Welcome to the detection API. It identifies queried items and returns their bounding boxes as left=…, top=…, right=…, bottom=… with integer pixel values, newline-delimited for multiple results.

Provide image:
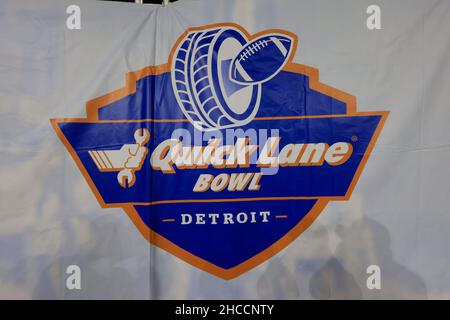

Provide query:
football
left=229, top=34, right=293, bottom=85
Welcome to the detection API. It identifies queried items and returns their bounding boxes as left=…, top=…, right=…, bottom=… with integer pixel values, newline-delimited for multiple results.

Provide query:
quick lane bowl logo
left=51, top=23, right=388, bottom=280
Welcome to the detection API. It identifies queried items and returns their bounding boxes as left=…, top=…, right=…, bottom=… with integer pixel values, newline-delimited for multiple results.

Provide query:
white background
left=0, top=0, right=449, bottom=299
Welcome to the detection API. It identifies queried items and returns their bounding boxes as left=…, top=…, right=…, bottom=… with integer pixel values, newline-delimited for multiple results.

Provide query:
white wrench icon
left=116, top=128, right=150, bottom=188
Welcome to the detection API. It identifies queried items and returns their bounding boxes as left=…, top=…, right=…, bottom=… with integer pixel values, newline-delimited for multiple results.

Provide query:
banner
left=1, top=0, right=449, bottom=299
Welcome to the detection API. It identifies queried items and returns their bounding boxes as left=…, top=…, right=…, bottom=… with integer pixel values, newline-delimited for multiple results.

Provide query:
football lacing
left=239, top=39, right=269, bottom=61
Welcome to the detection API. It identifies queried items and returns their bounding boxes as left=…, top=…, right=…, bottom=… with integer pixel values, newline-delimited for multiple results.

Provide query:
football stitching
left=238, top=39, right=270, bottom=62
left=231, top=36, right=292, bottom=84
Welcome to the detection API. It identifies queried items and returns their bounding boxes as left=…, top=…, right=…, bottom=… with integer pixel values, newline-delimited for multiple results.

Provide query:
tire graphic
left=171, top=27, right=261, bottom=131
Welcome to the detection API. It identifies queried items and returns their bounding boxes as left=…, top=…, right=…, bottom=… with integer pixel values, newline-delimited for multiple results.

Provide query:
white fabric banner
left=0, top=0, right=449, bottom=299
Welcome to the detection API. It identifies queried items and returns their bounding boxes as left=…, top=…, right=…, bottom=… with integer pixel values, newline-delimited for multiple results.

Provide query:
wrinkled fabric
left=0, top=0, right=449, bottom=299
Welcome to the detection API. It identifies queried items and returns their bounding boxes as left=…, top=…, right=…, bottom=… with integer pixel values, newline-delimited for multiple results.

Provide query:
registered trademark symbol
left=351, top=135, right=358, bottom=142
